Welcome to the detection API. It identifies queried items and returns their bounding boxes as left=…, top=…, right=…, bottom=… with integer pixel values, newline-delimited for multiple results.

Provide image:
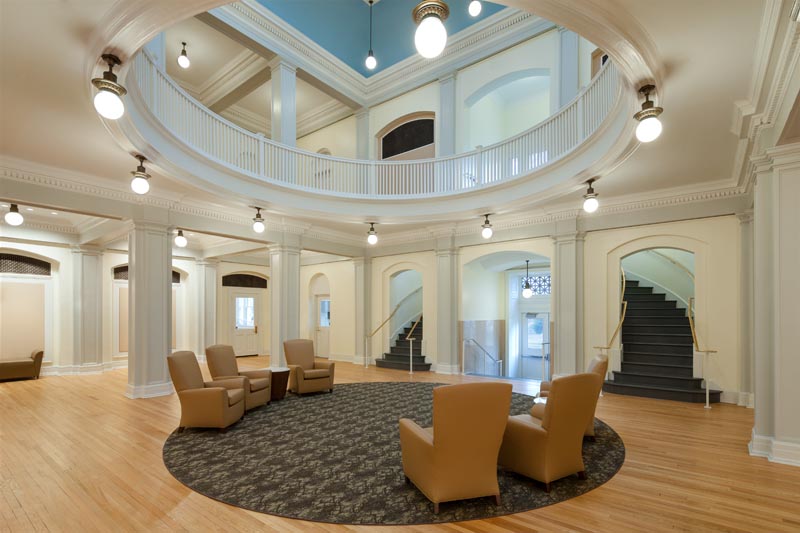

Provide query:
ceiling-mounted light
left=583, top=178, right=599, bottom=213
left=252, top=207, right=265, bottom=233
left=481, top=214, right=493, bottom=239
left=4, top=204, right=24, bottom=226
left=130, top=155, right=151, bottom=195
left=468, top=0, right=482, bottom=16
left=177, top=42, right=190, bottom=69
left=174, top=230, right=188, bottom=248
left=634, top=84, right=663, bottom=143
left=367, top=222, right=378, bottom=245
left=413, top=0, right=449, bottom=59
left=91, top=54, right=127, bottom=120
left=365, top=1, right=377, bottom=70
left=521, top=259, right=533, bottom=299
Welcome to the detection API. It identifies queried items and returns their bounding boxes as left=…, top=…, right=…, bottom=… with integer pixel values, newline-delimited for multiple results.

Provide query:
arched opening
left=376, top=111, right=435, bottom=160
left=461, top=250, right=552, bottom=380
left=621, top=248, right=695, bottom=310
left=308, top=273, right=331, bottom=358
left=220, top=272, right=269, bottom=357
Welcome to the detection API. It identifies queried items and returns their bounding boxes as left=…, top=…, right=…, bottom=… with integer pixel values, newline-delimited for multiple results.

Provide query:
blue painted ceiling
left=254, top=0, right=506, bottom=77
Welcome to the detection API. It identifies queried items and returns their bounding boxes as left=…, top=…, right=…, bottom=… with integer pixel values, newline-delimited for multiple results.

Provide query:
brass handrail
left=688, top=297, right=717, bottom=354
left=648, top=250, right=695, bottom=281
left=620, top=267, right=626, bottom=309
left=405, top=315, right=422, bottom=340
left=595, top=301, right=628, bottom=351
left=367, top=304, right=401, bottom=338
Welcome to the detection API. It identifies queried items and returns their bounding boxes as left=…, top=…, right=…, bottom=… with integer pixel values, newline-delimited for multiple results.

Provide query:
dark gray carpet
left=163, top=381, right=625, bottom=525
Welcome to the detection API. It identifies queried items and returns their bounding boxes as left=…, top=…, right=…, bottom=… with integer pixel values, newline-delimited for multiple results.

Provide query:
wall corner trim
left=125, top=381, right=174, bottom=399
left=749, top=429, right=800, bottom=467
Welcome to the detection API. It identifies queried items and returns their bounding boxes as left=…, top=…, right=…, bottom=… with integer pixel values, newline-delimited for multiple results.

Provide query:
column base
left=125, top=381, right=174, bottom=399
left=750, top=429, right=800, bottom=466
left=434, top=363, right=460, bottom=375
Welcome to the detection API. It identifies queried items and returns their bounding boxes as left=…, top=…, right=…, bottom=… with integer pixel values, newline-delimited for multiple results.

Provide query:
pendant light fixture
left=130, top=155, right=151, bottom=195
left=4, top=204, right=24, bottom=226
left=91, top=54, right=127, bottom=120
left=468, top=0, right=482, bottom=16
left=583, top=178, right=599, bottom=213
left=365, top=1, right=377, bottom=70
left=174, top=230, right=188, bottom=248
left=367, top=222, right=378, bottom=245
left=177, top=42, right=190, bottom=69
left=634, top=85, right=663, bottom=143
left=481, top=214, right=493, bottom=239
left=412, top=0, right=449, bottom=59
left=521, top=260, right=533, bottom=299
left=252, top=207, right=265, bottom=233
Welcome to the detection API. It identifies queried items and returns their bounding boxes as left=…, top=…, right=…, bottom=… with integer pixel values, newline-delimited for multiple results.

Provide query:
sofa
left=0, top=350, right=44, bottom=380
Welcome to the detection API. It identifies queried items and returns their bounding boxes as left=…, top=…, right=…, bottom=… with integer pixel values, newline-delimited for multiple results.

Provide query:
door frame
left=314, top=293, right=331, bottom=358
left=229, top=288, right=266, bottom=357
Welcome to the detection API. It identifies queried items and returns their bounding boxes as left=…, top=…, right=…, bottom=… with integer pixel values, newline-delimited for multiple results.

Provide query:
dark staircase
left=603, top=280, right=721, bottom=403
left=375, top=316, right=431, bottom=371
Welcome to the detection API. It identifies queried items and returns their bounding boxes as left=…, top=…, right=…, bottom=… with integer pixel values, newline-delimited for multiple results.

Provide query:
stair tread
left=622, top=361, right=693, bottom=369
left=613, top=371, right=701, bottom=381
left=623, top=332, right=693, bottom=336
left=624, top=350, right=692, bottom=356
left=604, top=381, right=720, bottom=394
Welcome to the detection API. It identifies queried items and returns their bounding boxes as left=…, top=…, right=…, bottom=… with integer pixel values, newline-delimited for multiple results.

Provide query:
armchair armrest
left=399, top=418, right=435, bottom=485
left=178, top=387, right=227, bottom=425
left=205, top=376, right=247, bottom=390
left=239, top=369, right=272, bottom=380
left=314, top=360, right=335, bottom=370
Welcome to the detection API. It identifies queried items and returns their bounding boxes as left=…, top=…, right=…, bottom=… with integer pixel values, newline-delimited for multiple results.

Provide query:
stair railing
left=595, top=268, right=628, bottom=355
left=405, top=315, right=423, bottom=375
left=688, top=297, right=718, bottom=409
left=365, top=303, right=402, bottom=368
left=462, top=338, right=502, bottom=376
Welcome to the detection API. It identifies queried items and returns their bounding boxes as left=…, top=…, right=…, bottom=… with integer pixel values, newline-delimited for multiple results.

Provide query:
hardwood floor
left=1, top=357, right=798, bottom=532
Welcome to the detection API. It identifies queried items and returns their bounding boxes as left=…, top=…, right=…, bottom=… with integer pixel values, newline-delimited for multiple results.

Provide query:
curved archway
left=0, top=247, right=60, bottom=271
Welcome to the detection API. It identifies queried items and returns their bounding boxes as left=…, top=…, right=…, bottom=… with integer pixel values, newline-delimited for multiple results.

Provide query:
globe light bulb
left=252, top=220, right=265, bottom=233
left=415, top=15, right=447, bottom=59
left=367, top=233, right=378, bottom=245
left=94, top=90, right=125, bottom=120
left=4, top=205, right=23, bottom=226
left=522, top=287, right=533, bottom=299
left=177, top=53, right=190, bottom=69
left=130, top=175, right=150, bottom=195
left=365, top=52, right=377, bottom=70
left=481, top=226, right=493, bottom=239
left=583, top=196, right=599, bottom=213
left=174, top=231, right=187, bottom=248
left=635, top=116, right=662, bottom=143
left=468, top=0, right=482, bottom=16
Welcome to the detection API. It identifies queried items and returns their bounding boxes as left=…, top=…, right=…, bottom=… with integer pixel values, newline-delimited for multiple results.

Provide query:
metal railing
left=405, top=315, right=423, bottom=375
left=463, top=338, right=503, bottom=377
left=364, top=304, right=401, bottom=368
left=131, top=51, right=620, bottom=199
left=688, top=297, right=717, bottom=409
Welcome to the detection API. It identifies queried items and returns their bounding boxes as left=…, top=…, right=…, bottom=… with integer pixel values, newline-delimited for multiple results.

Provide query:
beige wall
left=0, top=282, right=45, bottom=360
left=300, top=260, right=356, bottom=361
left=296, top=115, right=357, bottom=159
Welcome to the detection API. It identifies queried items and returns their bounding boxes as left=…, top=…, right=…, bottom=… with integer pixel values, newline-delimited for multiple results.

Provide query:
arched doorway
left=308, top=273, right=331, bottom=358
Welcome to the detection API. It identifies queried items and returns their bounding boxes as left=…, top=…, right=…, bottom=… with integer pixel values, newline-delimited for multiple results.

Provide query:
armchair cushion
left=302, top=368, right=330, bottom=380
left=249, top=377, right=270, bottom=392
left=226, top=388, right=245, bottom=406
left=205, top=345, right=271, bottom=410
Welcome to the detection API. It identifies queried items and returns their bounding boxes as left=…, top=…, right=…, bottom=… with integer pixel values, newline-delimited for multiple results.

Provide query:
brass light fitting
left=412, top=0, right=450, bottom=24
left=633, top=84, right=663, bottom=122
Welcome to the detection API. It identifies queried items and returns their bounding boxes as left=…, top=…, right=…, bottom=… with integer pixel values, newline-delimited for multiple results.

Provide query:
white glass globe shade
left=365, top=54, right=377, bottom=70
left=4, top=210, right=23, bottom=226
left=481, top=226, right=493, bottom=239
left=415, top=16, right=447, bottom=59
left=130, top=176, right=150, bottom=195
left=583, top=196, right=599, bottom=213
left=94, top=89, right=125, bottom=120
left=367, top=233, right=378, bottom=245
left=177, top=54, right=191, bottom=69
left=635, top=116, right=662, bottom=143
left=468, top=0, right=482, bottom=16
left=252, top=220, right=265, bottom=233
left=522, top=287, right=533, bottom=299
left=174, top=234, right=188, bottom=248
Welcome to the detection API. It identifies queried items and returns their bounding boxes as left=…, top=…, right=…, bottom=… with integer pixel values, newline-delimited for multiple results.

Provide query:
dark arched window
left=222, top=274, right=267, bottom=289
left=0, top=253, right=51, bottom=276
left=113, top=265, right=181, bottom=283
left=381, top=118, right=434, bottom=159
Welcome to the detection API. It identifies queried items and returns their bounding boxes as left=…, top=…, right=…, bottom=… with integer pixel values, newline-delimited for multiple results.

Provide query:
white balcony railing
left=132, top=51, right=619, bottom=199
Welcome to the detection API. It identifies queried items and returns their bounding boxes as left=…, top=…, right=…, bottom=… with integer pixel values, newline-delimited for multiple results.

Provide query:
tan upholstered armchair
left=206, top=344, right=271, bottom=410
left=535, top=354, right=608, bottom=438
left=283, top=339, right=334, bottom=395
left=499, top=373, right=603, bottom=492
left=0, top=350, right=44, bottom=380
left=399, top=382, right=512, bottom=513
left=167, top=351, right=246, bottom=431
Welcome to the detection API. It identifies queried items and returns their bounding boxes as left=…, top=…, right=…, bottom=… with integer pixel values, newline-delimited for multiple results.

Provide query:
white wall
left=296, top=115, right=357, bottom=159
left=461, top=262, right=504, bottom=321
left=578, top=36, right=597, bottom=88
left=300, top=260, right=356, bottom=361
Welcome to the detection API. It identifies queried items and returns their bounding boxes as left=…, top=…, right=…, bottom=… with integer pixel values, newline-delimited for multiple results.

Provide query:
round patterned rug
left=162, top=381, right=625, bottom=525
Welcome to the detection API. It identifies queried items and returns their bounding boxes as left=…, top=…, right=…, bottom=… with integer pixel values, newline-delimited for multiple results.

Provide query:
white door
left=315, top=295, right=330, bottom=358
left=232, top=292, right=260, bottom=356
left=520, top=312, right=550, bottom=380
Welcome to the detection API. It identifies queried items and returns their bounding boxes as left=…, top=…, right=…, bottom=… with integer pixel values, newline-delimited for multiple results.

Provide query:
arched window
left=0, top=253, right=51, bottom=276
left=376, top=112, right=435, bottom=160
left=113, top=265, right=181, bottom=283
left=222, top=274, right=267, bottom=289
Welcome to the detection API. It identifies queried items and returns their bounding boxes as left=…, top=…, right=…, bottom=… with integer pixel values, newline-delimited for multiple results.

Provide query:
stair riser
left=625, top=308, right=686, bottom=317
left=627, top=300, right=677, bottom=309
left=623, top=325, right=692, bottom=335
left=613, top=372, right=703, bottom=389
left=385, top=351, right=423, bottom=358
left=624, top=353, right=693, bottom=366
left=625, top=281, right=640, bottom=287
left=625, top=342, right=692, bottom=355
left=623, top=287, right=654, bottom=295
left=603, top=382, right=720, bottom=403
left=382, top=354, right=427, bottom=363
left=622, top=363, right=693, bottom=377
left=375, top=360, right=431, bottom=371
left=624, top=293, right=667, bottom=302
left=624, top=316, right=689, bottom=325
left=622, top=334, right=694, bottom=345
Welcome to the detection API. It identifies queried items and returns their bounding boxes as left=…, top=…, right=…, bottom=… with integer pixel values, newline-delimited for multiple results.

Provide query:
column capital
left=552, top=231, right=586, bottom=243
left=268, top=56, right=297, bottom=72
left=70, top=244, right=103, bottom=256
left=438, top=72, right=456, bottom=84
left=268, top=243, right=301, bottom=255
left=352, top=256, right=372, bottom=267
left=736, top=210, right=754, bottom=224
left=355, top=107, right=370, bottom=119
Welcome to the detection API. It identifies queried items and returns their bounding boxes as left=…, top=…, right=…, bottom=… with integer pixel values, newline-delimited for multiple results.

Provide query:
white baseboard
left=737, top=392, right=754, bottom=408
left=750, top=429, right=800, bottom=467
left=42, top=360, right=125, bottom=376
left=718, top=390, right=753, bottom=407
left=434, top=363, right=460, bottom=375
left=125, top=381, right=174, bottom=399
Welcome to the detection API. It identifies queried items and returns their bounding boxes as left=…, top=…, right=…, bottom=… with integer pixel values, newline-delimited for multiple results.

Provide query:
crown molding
left=220, top=104, right=269, bottom=135
left=297, top=100, right=353, bottom=138
left=0, top=219, right=79, bottom=235
left=198, top=50, right=269, bottom=107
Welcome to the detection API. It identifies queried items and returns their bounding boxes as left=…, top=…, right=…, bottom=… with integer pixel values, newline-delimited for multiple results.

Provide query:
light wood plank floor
left=1, top=357, right=798, bottom=532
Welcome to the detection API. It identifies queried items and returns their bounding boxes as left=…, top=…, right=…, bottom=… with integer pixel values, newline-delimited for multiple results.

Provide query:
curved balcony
left=129, top=50, right=622, bottom=204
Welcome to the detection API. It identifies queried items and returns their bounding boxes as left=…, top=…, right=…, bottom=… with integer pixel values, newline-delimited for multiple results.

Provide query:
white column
left=435, top=236, right=460, bottom=374
left=354, top=256, right=372, bottom=365
left=438, top=73, right=457, bottom=157
left=270, top=58, right=297, bottom=146
left=558, top=27, right=580, bottom=108
left=269, top=243, right=301, bottom=367
left=355, top=108, right=370, bottom=160
left=750, top=155, right=800, bottom=466
left=126, top=222, right=173, bottom=399
left=737, top=211, right=754, bottom=407
left=552, top=231, right=585, bottom=375
left=72, top=246, right=103, bottom=369
left=144, top=32, right=166, bottom=70
left=195, top=259, right=218, bottom=359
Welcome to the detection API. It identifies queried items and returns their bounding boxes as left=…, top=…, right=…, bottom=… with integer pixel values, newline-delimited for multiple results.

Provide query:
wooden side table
left=269, top=367, right=290, bottom=401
